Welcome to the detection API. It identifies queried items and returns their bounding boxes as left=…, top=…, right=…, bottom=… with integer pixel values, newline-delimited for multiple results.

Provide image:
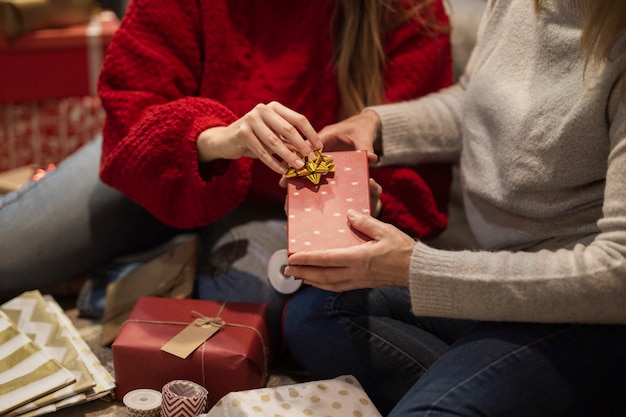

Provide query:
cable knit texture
left=372, top=0, right=626, bottom=323
left=97, top=0, right=453, bottom=235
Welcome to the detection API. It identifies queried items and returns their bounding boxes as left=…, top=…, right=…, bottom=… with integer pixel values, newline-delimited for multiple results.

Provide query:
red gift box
left=112, top=296, right=269, bottom=407
left=0, top=11, right=119, bottom=102
left=287, top=150, right=372, bottom=254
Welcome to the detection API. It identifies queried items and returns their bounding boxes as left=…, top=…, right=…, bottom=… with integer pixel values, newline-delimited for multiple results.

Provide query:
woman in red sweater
left=0, top=0, right=452, bottom=348
left=96, top=0, right=453, bottom=349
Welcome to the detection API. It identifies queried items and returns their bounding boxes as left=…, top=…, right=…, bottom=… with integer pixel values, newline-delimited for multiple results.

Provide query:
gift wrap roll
left=161, top=380, right=208, bottom=417
left=123, top=389, right=162, bottom=417
left=268, top=249, right=302, bottom=294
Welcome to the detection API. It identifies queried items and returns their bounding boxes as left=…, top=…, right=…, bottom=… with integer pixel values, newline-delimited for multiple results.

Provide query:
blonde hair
left=333, top=0, right=448, bottom=119
left=535, top=0, right=626, bottom=101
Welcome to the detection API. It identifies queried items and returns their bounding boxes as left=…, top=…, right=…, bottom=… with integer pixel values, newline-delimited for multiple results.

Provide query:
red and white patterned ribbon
left=161, top=380, right=208, bottom=417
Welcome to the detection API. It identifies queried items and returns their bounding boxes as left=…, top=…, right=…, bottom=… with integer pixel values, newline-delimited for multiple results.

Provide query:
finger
left=238, top=119, right=290, bottom=174
left=278, top=174, right=290, bottom=188
left=267, top=101, right=322, bottom=153
left=368, top=178, right=383, bottom=217
left=248, top=113, right=311, bottom=170
left=302, top=280, right=356, bottom=293
left=369, top=178, right=382, bottom=200
left=287, top=247, right=359, bottom=268
left=345, top=209, right=385, bottom=240
left=286, top=265, right=353, bottom=285
left=318, top=129, right=356, bottom=152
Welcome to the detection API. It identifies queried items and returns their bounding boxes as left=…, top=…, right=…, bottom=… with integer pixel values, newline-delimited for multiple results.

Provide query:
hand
left=284, top=209, right=415, bottom=292
left=197, top=101, right=323, bottom=174
left=278, top=111, right=382, bottom=188
left=318, top=110, right=381, bottom=157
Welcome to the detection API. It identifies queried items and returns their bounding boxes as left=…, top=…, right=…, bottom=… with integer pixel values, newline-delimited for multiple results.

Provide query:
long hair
left=332, top=0, right=448, bottom=119
left=535, top=0, right=626, bottom=102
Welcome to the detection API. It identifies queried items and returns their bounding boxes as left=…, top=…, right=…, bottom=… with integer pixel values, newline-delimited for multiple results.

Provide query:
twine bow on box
left=124, top=302, right=269, bottom=387
left=285, top=149, right=335, bottom=185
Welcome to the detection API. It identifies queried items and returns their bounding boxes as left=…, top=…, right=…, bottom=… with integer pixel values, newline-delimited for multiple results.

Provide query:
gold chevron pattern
left=0, top=311, right=75, bottom=414
left=0, top=290, right=114, bottom=416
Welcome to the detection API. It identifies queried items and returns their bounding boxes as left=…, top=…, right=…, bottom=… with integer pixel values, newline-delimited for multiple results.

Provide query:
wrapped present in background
left=0, top=96, right=103, bottom=172
left=287, top=150, right=371, bottom=254
left=112, top=297, right=269, bottom=408
left=0, top=0, right=95, bottom=38
left=0, top=11, right=119, bottom=102
left=0, top=11, right=119, bottom=172
left=205, top=375, right=382, bottom=417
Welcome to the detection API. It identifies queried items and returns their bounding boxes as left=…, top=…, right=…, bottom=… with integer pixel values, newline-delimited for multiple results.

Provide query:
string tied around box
left=123, top=301, right=268, bottom=387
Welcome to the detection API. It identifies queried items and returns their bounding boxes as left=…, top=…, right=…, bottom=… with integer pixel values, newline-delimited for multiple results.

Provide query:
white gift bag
left=205, top=375, right=382, bottom=417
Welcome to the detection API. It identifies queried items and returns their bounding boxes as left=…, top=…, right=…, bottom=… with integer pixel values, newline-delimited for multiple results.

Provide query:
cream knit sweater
left=372, top=0, right=626, bottom=323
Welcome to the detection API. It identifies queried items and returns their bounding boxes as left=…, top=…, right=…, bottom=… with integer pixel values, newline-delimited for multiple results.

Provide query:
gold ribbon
left=123, top=302, right=269, bottom=387
left=285, top=149, right=335, bottom=185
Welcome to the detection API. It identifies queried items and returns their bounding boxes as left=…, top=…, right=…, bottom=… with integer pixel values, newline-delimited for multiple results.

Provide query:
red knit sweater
left=98, top=0, right=453, bottom=239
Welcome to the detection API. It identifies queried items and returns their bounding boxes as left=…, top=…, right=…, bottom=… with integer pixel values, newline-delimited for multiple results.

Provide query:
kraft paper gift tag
left=0, top=310, right=75, bottom=415
left=1, top=290, right=96, bottom=416
left=100, top=234, right=198, bottom=346
left=205, top=375, right=382, bottom=417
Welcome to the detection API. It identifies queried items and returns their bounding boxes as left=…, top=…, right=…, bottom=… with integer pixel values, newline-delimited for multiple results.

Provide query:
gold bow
left=284, top=149, right=335, bottom=185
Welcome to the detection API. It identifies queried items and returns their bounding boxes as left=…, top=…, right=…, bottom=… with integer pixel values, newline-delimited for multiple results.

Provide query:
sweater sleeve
left=406, top=76, right=626, bottom=325
left=409, top=111, right=626, bottom=325
left=372, top=0, right=455, bottom=239
left=98, top=0, right=252, bottom=229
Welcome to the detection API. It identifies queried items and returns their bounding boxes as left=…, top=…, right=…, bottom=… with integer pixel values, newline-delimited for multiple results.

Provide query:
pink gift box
left=287, top=150, right=371, bottom=254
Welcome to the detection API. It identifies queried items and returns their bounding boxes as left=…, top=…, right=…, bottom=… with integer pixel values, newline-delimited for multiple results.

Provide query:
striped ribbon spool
left=123, top=389, right=162, bottom=417
left=161, top=380, right=208, bottom=417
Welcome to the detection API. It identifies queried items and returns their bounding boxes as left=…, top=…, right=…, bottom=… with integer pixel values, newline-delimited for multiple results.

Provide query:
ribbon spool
left=161, top=380, right=208, bottom=417
left=268, top=249, right=302, bottom=294
left=123, top=389, right=162, bottom=417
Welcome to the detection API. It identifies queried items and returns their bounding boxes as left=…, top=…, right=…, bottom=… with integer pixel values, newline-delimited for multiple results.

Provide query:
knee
left=284, top=286, right=333, bottom=343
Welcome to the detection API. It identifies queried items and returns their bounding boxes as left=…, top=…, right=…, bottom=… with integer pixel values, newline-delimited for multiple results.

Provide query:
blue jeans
left=0, top=136, right=178, bottom=294
left=0, top=136, right=290, bottom=349
left=284, top=286, right=626, bottom=417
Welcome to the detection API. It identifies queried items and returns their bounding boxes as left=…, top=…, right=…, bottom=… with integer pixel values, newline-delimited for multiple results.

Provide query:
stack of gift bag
left=0, top=290, right=115, bottom=416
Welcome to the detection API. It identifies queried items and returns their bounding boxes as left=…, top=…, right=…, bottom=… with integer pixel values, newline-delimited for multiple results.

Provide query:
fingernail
left=347, top=209, right=359, bottom=219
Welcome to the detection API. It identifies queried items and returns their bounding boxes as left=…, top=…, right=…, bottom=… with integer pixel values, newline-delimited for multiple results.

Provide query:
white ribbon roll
left=123, top=389, right=162, bottom=417
left=268, top=249, right=302, bottom=294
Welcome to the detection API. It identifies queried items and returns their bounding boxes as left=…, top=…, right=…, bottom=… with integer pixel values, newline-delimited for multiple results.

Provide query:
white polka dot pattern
left=287, top=151, right=371, bottom=253
left=204, top=375, right=382, bottom=417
